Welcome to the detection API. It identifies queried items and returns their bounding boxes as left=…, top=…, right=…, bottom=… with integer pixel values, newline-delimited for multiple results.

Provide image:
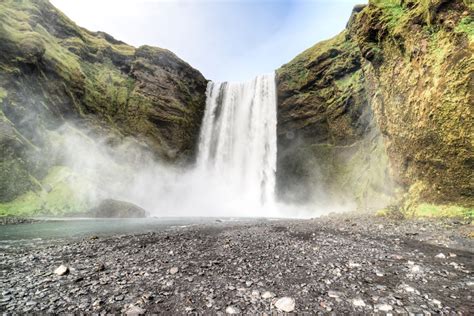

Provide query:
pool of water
left=0, top=217, right=257, bottom=248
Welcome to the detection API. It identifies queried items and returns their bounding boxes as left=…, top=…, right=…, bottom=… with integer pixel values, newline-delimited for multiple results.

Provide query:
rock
left=54, top=264, right=69, bottom=276
left=125, top=305, right=146, bottom=315
left=91, top=199, right=147, bottom=218
left=375, top=303, right=393, bottom=312
left=352, top=298, right=366, bottom=307
left=328, top=291, right=343, bottom=298
left=274, top=297, right=295, bottom=312
left=169, top=267, right=179, bottom=275
left=225, top=306, right=240, bottom=314
left=96, top=263, right=106, bottom=272
left=410, top=265, right=422, bottom=273
left=432, top=299, right=442, bottom=307
left=435, top=253, right=446, bottom=259
left=262, top=291, right=275, bottom=299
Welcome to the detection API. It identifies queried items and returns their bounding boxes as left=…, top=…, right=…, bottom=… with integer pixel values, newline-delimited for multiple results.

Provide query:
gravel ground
left=1, top=214, right=473, bottom=314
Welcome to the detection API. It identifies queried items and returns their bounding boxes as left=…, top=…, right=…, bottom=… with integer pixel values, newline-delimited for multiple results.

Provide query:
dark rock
left=90, top=199, right=147, bottom=218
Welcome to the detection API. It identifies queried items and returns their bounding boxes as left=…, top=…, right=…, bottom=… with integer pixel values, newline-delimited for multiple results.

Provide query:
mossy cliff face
left=277, top=0, right=473, bottom=214
left=276, top=30, right=394, bottom=211
left=0, top=0, right=207, bottom=212
left=351, top=0, right=473, bottom=209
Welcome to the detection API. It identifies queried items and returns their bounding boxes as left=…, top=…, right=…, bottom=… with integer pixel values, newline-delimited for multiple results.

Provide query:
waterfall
left=197, top=72, right=277, bottom=210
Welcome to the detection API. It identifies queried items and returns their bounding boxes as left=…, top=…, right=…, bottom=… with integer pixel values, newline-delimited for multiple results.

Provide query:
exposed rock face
left=91, top=199, right=147, bottom=218
left=0, top=0, right=207, bottom=211
left=276, top=32, right=393, bottom=210
left=277, top=0, right=473, bottom=211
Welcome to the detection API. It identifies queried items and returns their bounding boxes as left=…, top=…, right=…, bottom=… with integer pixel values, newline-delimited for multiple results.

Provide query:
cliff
left=277, top=0, right=473, bottom=217
left=0, top=0, right=207, bottom=214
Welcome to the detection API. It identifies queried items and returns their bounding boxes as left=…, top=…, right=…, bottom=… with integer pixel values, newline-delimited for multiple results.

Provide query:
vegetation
left=0, top=0, right=207, bottom=215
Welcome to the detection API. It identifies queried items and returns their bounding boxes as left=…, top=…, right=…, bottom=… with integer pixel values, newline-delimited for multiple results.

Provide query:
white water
left=196, top=73, right=278, bottom=212
left=55, top=72, right=322, bottom=218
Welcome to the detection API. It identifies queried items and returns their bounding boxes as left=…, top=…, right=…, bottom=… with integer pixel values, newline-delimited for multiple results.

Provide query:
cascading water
left=197, top=72, right=277, bottom=211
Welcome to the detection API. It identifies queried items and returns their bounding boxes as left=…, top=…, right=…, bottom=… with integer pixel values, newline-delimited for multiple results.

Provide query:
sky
left=50, top=0, right=366, bottom=82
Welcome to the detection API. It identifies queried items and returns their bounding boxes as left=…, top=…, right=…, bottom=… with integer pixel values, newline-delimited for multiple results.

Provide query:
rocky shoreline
left=0, top=216, right=39, bottom=226
left=1, top=214, right=473, bottom=314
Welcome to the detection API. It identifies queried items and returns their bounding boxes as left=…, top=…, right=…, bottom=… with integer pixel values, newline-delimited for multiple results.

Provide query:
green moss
left=0, top=157, right=32, bottom=202
left=0, top=166, right=93, bottom=216
left=455, top=16, right=474, bottom=40
left=0, top=87, right=7, bottom=101
left=412, top=204, right=474, bottom=220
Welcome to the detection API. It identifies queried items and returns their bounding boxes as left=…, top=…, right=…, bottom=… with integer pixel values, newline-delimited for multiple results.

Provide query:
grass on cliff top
left=0, top=0, right=136, bottom=79
left=277, top=31, right=357, bottom=91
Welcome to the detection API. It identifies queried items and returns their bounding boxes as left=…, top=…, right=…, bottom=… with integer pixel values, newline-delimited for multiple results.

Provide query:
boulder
left=91, top=199, right=147, bottom=218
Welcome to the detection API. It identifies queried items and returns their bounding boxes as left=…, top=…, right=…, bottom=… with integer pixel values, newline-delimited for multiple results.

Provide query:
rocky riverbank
left=1, top=214, right=473, bottom=314
left=0, top=216, right=39, bottom=225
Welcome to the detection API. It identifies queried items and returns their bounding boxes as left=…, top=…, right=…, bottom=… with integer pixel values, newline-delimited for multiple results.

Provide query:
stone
left=125, top=305, right=146, bottom=316
left=225, top=306, right=240, bottom=314
left=328, top=291, right=343, bottom=298
left=169, top=267, right=179, bottom=275
left=54, top=265, right=69, bottom=276
left=91, top=199, right=147, bottom=218
left=274, top=297, right=295, bottom=312
left=375, top=303, right=393, bottom=312
left=432, top=299, right=442, bottom=307
left=352, top=298, right=366, bottom=307
left=262, top=291, right=275, bottom=299
left=435, top=253, right=446, bottom=259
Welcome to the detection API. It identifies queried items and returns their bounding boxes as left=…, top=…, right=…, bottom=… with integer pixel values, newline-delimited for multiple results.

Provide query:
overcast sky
left=50, top=0, right=365, bottom=82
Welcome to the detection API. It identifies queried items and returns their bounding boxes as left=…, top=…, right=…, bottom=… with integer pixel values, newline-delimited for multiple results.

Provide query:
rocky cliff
left=277, top=0, right=473, bottom=217
left=0, top=0, right=207, bottom=214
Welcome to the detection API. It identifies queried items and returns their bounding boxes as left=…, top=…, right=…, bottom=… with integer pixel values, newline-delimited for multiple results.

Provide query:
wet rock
left=274, top=297, right=295, bottom=312
left=91, top=199, right=147, bottom=218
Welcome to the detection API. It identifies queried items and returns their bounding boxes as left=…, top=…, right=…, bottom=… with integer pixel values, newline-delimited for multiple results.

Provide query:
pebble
left=225, top=306, right=240, bottom=314
left=328, top=290, right=343, bottom=298
left=262, top=291, right=275, bottom=299
left=435, top=253, right=446, bottom=259
left=274, top=297, right=295, bottom=312
left=54, top=264, right=69, bottom=276
left=352, top=298, right=366, bottom=307
left=169, top=267, right=179, bottom=275
left=375, top=303, right=393, bottom=312
left=125, top=305, right=146, bottom=315
left=2, top=215, right=471, bottom=314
